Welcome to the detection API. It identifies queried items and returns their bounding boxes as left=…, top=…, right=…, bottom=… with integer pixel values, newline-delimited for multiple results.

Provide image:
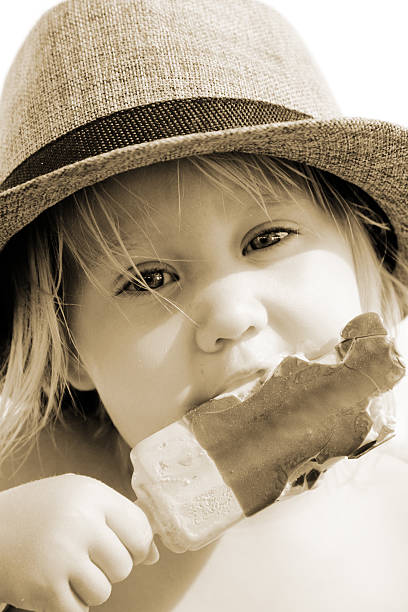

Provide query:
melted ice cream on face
left=186, top=313, right=405, bottom=516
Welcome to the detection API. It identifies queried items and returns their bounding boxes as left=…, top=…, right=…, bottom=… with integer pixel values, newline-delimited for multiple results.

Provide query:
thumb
left=143, top=540, right=160, bottom=565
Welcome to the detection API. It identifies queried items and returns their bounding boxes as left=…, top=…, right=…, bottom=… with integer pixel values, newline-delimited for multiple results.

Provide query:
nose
left=193, top=275, right=269, bottom=353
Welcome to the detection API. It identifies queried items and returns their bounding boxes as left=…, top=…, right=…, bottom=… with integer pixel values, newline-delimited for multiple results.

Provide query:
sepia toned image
left=0, top=2, right=407, bottom=611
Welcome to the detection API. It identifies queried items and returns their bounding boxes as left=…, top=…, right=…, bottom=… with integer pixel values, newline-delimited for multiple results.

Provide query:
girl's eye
left=115, top=264, right=179, bottom=296
left=243, top=226, right=297, bottom=255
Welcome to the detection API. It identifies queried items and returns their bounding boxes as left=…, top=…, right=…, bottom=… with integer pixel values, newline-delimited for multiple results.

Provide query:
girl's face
left=68, top=160, right=363, bottom=447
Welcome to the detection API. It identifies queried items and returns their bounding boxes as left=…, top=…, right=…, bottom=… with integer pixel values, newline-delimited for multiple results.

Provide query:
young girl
left=0, top=1, right=408, bottom=611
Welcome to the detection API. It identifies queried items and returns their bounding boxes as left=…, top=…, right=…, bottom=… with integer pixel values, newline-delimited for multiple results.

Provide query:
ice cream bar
left=131, top=312, right=405, bottom=552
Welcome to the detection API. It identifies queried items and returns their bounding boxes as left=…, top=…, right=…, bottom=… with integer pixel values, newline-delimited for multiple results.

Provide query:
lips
left=211, top=343, right=343, bottom=402
left=211, top=368, right=269, bottom=401
left=195, top=351, right=295, bottom=409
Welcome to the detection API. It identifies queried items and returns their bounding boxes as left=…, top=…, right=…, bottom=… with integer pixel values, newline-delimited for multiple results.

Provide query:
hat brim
left=1, top=115, right=407, bottom=284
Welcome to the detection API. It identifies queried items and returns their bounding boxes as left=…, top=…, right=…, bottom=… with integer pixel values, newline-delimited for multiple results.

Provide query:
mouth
left=211, top=368, right=270, bottom=402
left=195, top=341, right=341, bottom=409
left=207, top=343, right=342, bottom=404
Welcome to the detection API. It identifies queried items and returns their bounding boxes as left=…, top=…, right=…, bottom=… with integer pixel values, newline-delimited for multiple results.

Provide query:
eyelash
left=115, top=264, right=178, bottom=296
left=241, top=226, right=297, bottom=255
left=115, top=226, right=297, bottom=296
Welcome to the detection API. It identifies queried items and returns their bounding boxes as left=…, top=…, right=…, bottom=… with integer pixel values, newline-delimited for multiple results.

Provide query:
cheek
left=269, top=249, right=362, bottom=352
left=301, top=250, right=361, bottom=312
left=79, top=313, right=195, bottom=446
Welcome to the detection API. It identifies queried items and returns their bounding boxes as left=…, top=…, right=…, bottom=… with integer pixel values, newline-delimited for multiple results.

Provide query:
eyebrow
left=90, top=190, right=302, bottom=270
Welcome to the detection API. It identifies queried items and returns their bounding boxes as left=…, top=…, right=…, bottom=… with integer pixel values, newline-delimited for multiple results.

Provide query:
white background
left=0, top=0, right=407, bottom=126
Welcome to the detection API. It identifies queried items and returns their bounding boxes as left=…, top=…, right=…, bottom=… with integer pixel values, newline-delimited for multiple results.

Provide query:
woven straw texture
left=0, top=0, right=339, bottom=179
left=0, top=0, right=407, bottom=287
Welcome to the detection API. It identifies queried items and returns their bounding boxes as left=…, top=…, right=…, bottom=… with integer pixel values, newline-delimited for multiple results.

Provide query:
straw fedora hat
left=0, top=0, right=407, bottom=285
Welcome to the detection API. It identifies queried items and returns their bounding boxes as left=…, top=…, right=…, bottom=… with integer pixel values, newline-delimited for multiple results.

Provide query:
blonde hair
left=0, top=153, right=406, bottom=469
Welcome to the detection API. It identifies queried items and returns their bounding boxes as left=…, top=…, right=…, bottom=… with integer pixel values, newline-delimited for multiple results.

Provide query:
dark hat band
left=0, top=97, right=310, bottom=191
left=0, top=95, right=396, bottom=273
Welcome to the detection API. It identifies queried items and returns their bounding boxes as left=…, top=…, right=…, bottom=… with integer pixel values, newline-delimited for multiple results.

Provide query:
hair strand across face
left=0, top=153, right=406, bottom=468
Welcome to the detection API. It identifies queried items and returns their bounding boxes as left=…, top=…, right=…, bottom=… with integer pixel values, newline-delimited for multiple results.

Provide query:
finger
left=89, top=525, right=133, bottom=583
left=143, top=541, right=160, bottom=565
left=69, top=561, right=112, bottom=608
left=105, top=500, right=154, bottom=564
left=42, top=581, right=90, bottom=612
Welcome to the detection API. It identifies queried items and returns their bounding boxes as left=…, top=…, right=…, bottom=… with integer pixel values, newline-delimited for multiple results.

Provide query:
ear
left=66, top=355, right=96, bottom=391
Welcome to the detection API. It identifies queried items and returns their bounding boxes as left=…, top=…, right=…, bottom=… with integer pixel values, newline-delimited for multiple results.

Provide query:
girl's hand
left=0, top=474, right=158, bottom=611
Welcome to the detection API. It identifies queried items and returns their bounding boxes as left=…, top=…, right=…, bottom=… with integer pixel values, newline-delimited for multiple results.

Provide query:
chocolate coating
left=187, top=313, right=405, bottom=516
